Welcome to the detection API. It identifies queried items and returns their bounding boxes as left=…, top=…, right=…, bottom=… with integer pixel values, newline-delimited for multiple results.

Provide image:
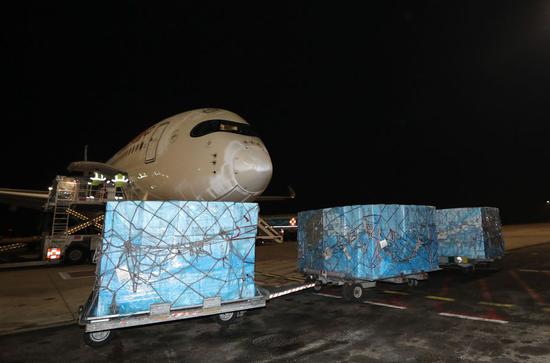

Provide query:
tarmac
left=1, top=222, right=547, bottom=336
left=0, top=223, right=549, bottom=362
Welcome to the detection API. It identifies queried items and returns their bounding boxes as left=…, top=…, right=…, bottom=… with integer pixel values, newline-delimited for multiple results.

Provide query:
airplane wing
left=67, top=161, right=126, bottom=176
left=0, top=188, right=49, bottom=210
left=255, top=186, right=296, bottom=202
left=0, top=161, right=126, bottom=211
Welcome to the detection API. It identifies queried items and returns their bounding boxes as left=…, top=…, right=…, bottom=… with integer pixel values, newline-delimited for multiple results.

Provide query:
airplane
left=0, top=108, right=295, bottom=207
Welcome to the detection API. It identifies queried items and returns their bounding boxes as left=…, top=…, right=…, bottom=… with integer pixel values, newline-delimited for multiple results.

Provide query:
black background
left=2, top=1, right=550, bottom=235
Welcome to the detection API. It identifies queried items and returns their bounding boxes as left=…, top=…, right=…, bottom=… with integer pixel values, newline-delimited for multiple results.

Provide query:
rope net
left=298, top=205, right=439, bottom=281
left=92, top=201, right=259, bottom=317
left=436, top=207, right=504, bottom=259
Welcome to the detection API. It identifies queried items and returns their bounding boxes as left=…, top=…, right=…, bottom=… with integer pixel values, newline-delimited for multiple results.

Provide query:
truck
left=40, top=174, right=119, bottom=264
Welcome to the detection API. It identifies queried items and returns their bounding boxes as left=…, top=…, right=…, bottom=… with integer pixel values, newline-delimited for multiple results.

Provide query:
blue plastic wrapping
left=436, top=207, right=504, bottom=260
left=92, top=201, right=259, bottom=317
left=298, top=205, right=439, bottom=281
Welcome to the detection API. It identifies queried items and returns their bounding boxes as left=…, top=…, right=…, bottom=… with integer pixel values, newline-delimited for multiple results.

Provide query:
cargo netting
left=91, top=201, right=259, bottom=317
left=436, top=207, right=504, bottom=259
left=298, top=205, right=439, bottom=281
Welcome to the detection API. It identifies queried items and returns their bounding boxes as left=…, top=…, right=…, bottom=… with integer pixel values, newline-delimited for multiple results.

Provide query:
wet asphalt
left=1, top=243, right=550, bottom=363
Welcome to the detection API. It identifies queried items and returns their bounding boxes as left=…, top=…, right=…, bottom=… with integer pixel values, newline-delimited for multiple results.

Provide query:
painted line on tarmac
left=510, top=270, right=546, bottom=305
left=58, top=272, right=71, bottom=280
left=518, top=269, right=550, bottom=273
left=58, top=271, right=95, bottom=280
left=364, top=300, right=407, bottom=310
left=478, top=278, right=509, bottom=322
left=439, top=312, right=508, bottom=324
left=313, top=293, right=342, bottom=299
left=425, top=295, right=455, bottom=302
left=478, top=301, right=515, bottom=308
left=383, top=290, right=409, bottom=296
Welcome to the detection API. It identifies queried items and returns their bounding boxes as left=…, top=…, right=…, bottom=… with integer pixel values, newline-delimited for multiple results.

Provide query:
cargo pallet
left=303, top=267, right=429, bottom=302
left=78, top=283, right=314, bottom=347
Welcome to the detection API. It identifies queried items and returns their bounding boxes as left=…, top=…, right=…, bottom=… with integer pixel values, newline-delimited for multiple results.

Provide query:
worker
left=89, top=172, right=106, bottom=199
left=112, top=173, right=128, bottom=200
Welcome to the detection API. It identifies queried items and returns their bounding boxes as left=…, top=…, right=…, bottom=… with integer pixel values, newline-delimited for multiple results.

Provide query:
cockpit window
left=190, top=120, right=258, bottom=138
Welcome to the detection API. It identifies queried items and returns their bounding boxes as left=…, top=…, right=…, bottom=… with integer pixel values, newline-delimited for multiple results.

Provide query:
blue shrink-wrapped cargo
left=436, top=207, right=504, bottom=260
left=298, top=205, right=439, bottom=281
left=93, top=201, right=259, bottom=317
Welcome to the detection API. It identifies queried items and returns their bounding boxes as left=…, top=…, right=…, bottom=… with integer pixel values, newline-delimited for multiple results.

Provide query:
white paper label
left=115, top=267, right=131, bottom=282
left=323, top=247, right=333, bottom=260
left=379, top=239, right=388, bottom=249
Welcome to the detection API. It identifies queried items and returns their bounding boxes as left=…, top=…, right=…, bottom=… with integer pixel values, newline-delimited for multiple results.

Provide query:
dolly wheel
left=341, top=283, right=353, bottom=301
left=407, top=279, right=418, bottom=287
left=83, top=330, right=113, bottom=347
left=352, top=284, right=364, bottom=300
left=313, top=282, right=322, bottom=291
left=214, top=311, right=240, bottom=326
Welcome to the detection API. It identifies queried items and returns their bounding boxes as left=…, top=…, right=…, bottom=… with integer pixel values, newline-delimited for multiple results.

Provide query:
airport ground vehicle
left=43, top=234, right=101, bottom=264
left=304, top=269, right=429, bottom=301
left=78, top=282, right=314, bottom=347
left=260, top=214, right=297, bottom=242
left=0, top=175, right=113, bottom=266
left=40, top=175, right=115, bottom=264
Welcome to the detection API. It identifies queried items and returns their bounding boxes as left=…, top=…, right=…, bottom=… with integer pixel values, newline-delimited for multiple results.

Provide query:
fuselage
left=106, top=108, right=273, bottom=202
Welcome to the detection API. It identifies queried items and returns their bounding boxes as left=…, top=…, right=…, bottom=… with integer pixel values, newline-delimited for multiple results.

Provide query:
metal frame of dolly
left=78, top=283, right=315, bottom=347
left=303, top=267, right=429, bottom=302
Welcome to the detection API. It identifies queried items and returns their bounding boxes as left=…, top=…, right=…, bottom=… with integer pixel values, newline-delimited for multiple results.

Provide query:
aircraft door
left=145, top=123, right=168, bottom=163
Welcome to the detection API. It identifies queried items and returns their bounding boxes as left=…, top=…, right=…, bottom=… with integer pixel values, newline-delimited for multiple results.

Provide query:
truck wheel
left=213, top=311, right=240, bottom=326
left=407, top=279, right=418, bottom=287
left=65, top=247, right=87, bottom=265
left=83, top=330, right=113, bottom=347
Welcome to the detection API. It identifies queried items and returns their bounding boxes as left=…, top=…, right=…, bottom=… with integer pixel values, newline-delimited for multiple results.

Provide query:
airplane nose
left=233, top=145, right=273, bottom=193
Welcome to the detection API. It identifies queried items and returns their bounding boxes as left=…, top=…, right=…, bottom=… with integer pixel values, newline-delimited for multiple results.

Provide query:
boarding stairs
left=257, top=217, right=284, bottom=243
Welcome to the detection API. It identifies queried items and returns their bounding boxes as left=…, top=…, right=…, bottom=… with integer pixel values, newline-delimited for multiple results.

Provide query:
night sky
left=2, top=1, right=550, bottom=235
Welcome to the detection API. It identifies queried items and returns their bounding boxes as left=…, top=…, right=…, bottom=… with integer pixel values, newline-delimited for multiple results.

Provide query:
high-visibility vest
left=90, top=172, right=106, bottom=186
left=113, top=174, right=128, bottom=188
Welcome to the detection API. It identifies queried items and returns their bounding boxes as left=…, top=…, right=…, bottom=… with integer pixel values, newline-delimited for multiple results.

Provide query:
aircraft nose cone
left=233, top=146, right=273, bottom=193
